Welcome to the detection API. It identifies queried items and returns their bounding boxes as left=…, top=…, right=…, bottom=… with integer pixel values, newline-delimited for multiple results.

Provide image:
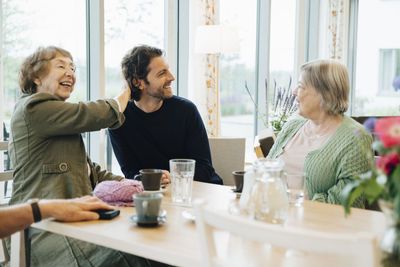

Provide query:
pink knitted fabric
left=93, top=180, right=144, bottom=207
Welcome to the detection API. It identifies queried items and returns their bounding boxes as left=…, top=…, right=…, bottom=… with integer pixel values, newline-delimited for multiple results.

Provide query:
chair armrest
left=253, top=136, right=265, bottom=158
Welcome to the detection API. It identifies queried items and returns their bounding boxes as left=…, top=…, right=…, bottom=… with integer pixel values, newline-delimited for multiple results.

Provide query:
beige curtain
left=196, top=0, right=220, bottom=137
left=327, top=0, right=349, bottom=63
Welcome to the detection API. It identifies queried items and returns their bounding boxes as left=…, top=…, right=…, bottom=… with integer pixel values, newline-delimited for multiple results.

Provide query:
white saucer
left=181, top=210, right=196, bottom=222
left=143, top=186, right=168, bottom=194
left=129, top=211, right=167, bottom=227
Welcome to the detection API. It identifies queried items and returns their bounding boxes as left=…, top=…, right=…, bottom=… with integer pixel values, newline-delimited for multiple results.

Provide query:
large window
left=219, top=0, right=257, bottom=161
left=268, top=0, right=297, bottom=132
left=378, top=49, right=400, bottom=96
left=353, top=0, right=400, bottom=116
left=269, top=0, right=296, bottom=87
left=104, top=0, right=165, bottom=174
left=1, top=0, right=87, bottom=129
left=188, top=0, right=299, bottom=162
left=1, top=0, right=86, bottom=196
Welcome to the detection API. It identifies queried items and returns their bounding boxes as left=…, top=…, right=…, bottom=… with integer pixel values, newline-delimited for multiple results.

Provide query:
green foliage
left=2, top=56, right=22, bottom=121
left=341, top=170, right=383, bottom=214
left=342, top=136, right=400, bottom=219
left=269, top=114, right=288, bottom=132
left=2, top=0, right=31, bottom=121
left=220, top=56, right=255, bottom=117
left=2, top=0, right=30, bottom=56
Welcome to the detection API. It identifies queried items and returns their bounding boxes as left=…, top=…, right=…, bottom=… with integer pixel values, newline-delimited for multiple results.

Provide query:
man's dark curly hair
left=121, top=45, right=163, bottom=101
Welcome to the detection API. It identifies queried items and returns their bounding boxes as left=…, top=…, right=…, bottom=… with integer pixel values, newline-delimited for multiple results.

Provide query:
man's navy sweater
left=109, top=96, right=223, bottom=184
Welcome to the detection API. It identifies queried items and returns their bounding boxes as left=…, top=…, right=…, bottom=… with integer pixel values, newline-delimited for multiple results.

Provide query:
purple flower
left=265, top=78, right=268, bottom=99
left=244, top=76, right=297, bottom=131
left=245, top=81, right=257, bottom=108
left=288, top=94, right=296, bottom=110
left=363, top=117, right=376, bottom=133
left=393, top=76, right=400, bottom=92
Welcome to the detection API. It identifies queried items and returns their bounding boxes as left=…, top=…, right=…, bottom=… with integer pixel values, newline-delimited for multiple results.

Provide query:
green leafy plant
left=342, top=117, right=400, bottom=214
left=342, top=117, right=400, bottom=266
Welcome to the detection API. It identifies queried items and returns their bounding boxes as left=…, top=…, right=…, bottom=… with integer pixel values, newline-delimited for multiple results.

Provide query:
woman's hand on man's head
left=114, top=81, right=131, bottom=113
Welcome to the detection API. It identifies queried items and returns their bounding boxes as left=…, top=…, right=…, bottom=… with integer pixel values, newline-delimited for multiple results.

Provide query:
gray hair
left=300, top=60, right=349, bottom=115
left=19, top=46, right=73, bottom=94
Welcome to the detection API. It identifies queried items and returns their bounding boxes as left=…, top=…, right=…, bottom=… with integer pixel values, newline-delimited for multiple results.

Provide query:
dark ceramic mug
left=232, top=170, right=245, bottom=192
left=134, top=169, right=163, bottom=191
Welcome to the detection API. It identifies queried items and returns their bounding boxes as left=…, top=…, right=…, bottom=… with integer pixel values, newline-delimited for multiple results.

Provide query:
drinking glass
left=169, top=159, right=195, bottom=204
left=286, top=173, right=306, bottom=206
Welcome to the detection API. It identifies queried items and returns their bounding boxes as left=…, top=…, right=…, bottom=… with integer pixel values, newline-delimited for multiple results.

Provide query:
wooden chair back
left=0, top=141, right=12, bottom=264
left=254, top=128, right=276, bottom=158
left=208, top=137, right=246, bottom=185
left=0, top=140, right=26, bottom=267
left=0, top=141, right=12, bottom=179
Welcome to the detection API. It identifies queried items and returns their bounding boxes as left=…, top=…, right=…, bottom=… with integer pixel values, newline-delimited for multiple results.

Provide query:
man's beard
left=148, top=87, right=173, bottom=100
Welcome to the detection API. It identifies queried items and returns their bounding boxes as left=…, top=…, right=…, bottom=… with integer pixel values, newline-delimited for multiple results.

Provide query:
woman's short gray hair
left=19, top=46, right=73, bottom=94
left=300, top=60, right=349, bottom=115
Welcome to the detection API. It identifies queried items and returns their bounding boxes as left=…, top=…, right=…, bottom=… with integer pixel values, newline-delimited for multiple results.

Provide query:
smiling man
left=109, top=45, right=222, bottom=184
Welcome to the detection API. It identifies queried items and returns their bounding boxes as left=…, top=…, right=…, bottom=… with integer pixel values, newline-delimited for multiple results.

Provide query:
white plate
left=143, top=186, right=168, bottom=194
left=181, top=210, right=196, bottom=222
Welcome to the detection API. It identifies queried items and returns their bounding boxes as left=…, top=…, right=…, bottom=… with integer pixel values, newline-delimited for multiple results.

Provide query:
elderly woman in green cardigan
left=268, top=60, right=372, bottom=208
left=8, top=46, right=155, bottom=266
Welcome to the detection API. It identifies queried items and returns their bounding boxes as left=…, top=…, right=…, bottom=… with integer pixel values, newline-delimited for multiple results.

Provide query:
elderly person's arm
left=312, top=132, right=373, bottom=208
left=23, top=83, right=130, bottom=138
left=91, top=161, right=125, bottom=183
left=25, top=94, right=125, bottom=137
left=0, top=196, right=114, bottom=238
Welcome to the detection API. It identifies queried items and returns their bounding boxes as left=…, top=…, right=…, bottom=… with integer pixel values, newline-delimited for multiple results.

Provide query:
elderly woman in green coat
left=8, top=46, right=153, bottom=266
left=268, top=60, right=372, bottom=208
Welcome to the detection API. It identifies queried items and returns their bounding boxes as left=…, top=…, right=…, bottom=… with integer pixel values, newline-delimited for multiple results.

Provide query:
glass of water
left=286, top=173, right=306, bottom=206
left=169, top=159, right=196, bottom=204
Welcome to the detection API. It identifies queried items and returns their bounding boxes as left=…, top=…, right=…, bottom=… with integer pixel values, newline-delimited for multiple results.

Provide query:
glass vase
left=378, top=200, right=400, bottom=267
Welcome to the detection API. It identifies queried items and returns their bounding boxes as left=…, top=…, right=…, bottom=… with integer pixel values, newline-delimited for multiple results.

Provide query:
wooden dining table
left=30, top=181, right=386, bottom=267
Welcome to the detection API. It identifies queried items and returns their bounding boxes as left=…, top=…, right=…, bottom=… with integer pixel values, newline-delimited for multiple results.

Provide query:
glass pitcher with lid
left=248, top=158, right=289, bottom=224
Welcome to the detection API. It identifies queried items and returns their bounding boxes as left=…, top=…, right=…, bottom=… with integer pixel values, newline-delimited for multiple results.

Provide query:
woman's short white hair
left=300, top=59, right=349, bottom=115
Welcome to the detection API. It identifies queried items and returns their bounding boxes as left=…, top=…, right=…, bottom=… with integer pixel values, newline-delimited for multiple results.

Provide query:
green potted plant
left=342, top=116, right=400, bottom=266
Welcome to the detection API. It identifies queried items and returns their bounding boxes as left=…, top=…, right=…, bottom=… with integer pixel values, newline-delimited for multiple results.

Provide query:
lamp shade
left=194, top=25, right=240, bottom=54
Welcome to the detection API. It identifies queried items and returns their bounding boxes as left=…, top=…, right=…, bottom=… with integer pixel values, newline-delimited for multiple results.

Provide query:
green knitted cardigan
left=268, top=115, right=373, bottom=208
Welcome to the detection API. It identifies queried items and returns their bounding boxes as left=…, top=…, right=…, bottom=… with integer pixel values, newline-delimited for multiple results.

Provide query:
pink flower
left=377, top=152, right=400, bottom=175
left=375, top=117, right=400, bottom=148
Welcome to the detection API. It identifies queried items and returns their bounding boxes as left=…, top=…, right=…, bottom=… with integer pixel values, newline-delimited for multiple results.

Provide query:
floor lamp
left=194, top=25, right=239, bottom=137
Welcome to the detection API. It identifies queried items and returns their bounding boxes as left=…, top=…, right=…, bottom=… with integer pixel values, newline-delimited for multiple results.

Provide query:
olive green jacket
left=9, top=93, right=125, bottom=204
left=7, top=93, right=151, bottom=267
